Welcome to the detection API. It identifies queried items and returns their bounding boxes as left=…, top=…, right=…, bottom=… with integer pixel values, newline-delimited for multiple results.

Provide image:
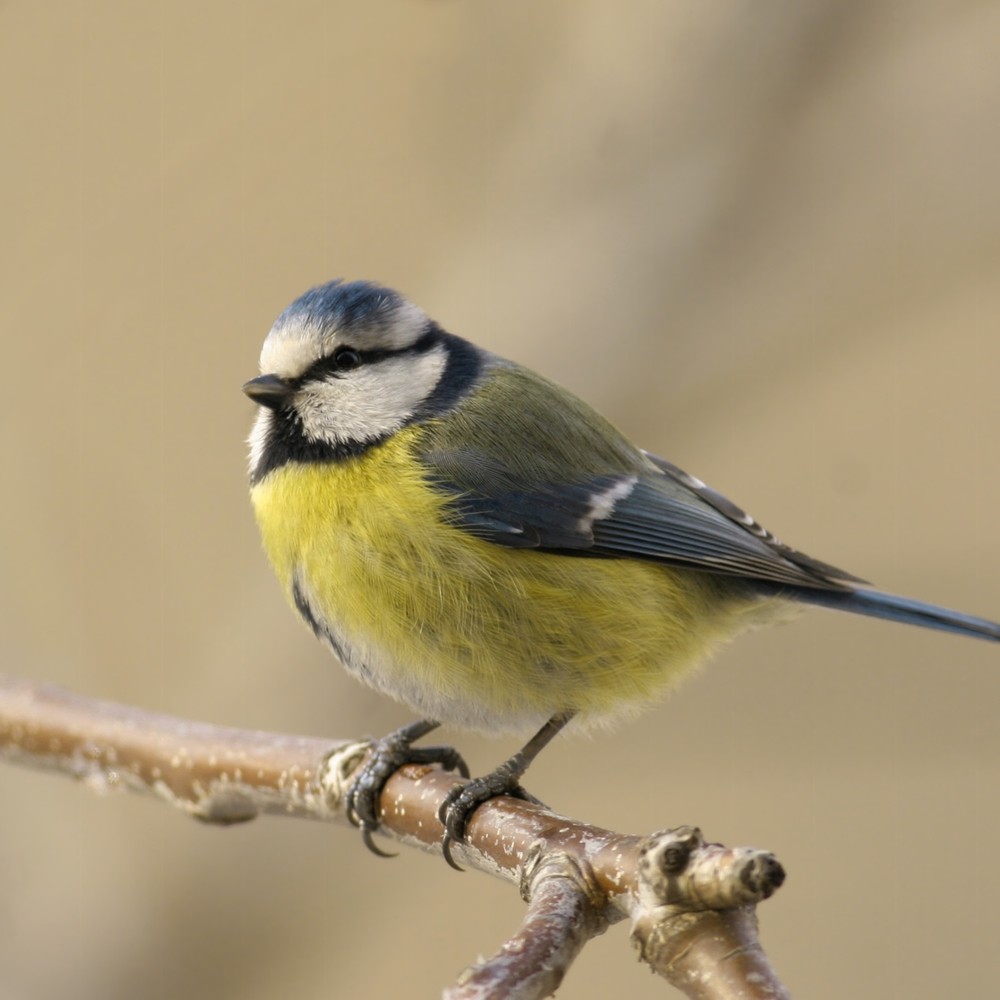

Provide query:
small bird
left=244, top=279, right=999, bottom=865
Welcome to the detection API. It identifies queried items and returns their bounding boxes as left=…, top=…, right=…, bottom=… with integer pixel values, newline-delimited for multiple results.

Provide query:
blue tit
left=244, top=278, right=999, bottom=864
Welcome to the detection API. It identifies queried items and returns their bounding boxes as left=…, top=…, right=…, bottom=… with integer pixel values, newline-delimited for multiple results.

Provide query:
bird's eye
left=333, top=347, right=362, bottom=371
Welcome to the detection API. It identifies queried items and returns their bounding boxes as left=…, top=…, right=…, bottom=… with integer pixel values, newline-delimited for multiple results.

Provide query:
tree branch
left=0, top=674, right=788, bottom=998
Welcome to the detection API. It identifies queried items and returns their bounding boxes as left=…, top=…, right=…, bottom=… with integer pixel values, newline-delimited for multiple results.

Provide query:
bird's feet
left=345, top=719, right=469, bottom=857
left=435, top=713, right=574, bottom=869
left=437, top=761, right=546, bottom=871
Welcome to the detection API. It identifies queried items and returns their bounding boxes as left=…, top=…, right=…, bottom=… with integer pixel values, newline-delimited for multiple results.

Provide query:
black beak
left=242, top=373, right=293, bottom=410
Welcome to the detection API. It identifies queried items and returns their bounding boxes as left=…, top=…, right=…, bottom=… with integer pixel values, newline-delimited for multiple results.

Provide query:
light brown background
left=2, top=2, right=998, bottom=998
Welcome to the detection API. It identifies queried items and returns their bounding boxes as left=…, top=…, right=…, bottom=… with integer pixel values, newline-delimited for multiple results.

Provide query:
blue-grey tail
left=760, top=584, right=1000, bottom=642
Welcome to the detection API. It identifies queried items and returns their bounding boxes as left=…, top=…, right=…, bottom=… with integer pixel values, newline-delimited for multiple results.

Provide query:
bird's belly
left=250, top=439, right=767, bottom=733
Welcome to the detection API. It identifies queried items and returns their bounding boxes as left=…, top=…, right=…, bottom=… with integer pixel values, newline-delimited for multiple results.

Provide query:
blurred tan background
left=1, top=1, right=999, bottom=997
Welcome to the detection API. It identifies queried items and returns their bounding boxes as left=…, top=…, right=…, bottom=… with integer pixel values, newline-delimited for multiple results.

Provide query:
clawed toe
left=344, top=719, right=467, bottom=857
left=437, top=770, right=536, bottom=871
left=433, top=713, right=573, bottom=869
left=346, top=713, right=573, bottom=869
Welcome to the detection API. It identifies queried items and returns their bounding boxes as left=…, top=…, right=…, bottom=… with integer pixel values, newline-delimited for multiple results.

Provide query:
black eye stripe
left=294, top=326, right=441, bottom=386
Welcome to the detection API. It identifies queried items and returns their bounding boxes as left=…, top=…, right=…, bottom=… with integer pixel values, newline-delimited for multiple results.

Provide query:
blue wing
left=425, top=449, right=1000, bottom=640
left=415, top=361, right=1000, bottom=641
left=423, top=441, right=861, bottom=591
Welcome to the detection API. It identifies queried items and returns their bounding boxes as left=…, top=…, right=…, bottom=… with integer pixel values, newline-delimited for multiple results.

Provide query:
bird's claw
left=437, top=768, right=544, bottom=871
left=345, top=720, right=468, bottom=857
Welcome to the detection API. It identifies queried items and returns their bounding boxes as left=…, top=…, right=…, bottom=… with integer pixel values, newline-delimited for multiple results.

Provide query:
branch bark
left=0, top=674, right=788, bottom=998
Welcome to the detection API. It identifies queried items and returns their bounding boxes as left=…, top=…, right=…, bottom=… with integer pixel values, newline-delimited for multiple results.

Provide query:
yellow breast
left=250, top=427, right=768, bottom=732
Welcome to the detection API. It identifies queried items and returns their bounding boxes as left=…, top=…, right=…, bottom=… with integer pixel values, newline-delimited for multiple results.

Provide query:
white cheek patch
left=296, top=345, right=448, bottom=446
